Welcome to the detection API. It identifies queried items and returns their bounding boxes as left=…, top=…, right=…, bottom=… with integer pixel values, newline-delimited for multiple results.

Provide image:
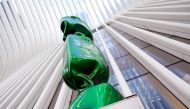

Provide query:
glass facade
left=92, top=28, right=189, bottom=109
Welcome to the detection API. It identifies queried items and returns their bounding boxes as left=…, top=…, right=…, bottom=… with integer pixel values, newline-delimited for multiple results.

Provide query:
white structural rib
left=98, top=30, right=132, bottom=97
left=128, top=5, right=190, bottom=12
left=119, top=12, right=190, bottom=22
left=11, top=0, right=38, bottom=58
left=114, top=16, right=190, bottom=39
left=16, top=44, right=63, bottom=109
left=0, top=51, right=50, bottom=104
left=110, top=20, right=190, bottom=63
left=104, top=24, right=190, bottom=108
left=54, top=83, right=70, bottom=109
left=33, top=58, right=63, bottom=109
left=138, top=0, right=182, bottom=6
left=0, top=3, right=20, bottom=79
left=63, top=89, right=72, bottom=109
left=2, top=2, right=26, bottom=70
left=25, top=0, right=46, bottom=50
left=136, top=0, right=190, bottom=8
left=1, top=43, right=63, bottom=108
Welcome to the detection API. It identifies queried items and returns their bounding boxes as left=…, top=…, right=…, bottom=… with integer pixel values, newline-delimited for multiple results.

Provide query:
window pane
left=126, top=74, right=187, bottom=109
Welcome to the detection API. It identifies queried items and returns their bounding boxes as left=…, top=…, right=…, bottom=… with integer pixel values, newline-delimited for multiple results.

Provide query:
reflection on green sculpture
left=61, top=16, right=93, bottom=41
left=69, top=83, right=123, bottom=109
left=61, top=16, right=123, bottom=109
left=63, top=34, right=109, bottom=90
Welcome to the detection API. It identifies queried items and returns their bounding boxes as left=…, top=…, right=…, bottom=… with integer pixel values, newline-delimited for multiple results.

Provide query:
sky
left=62, top=0, right=126, bottom=28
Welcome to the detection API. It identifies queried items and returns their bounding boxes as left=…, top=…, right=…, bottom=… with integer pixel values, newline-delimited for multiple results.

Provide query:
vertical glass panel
left=130, top=38, right=150, bottom=49
left=116, top=55, right=149, bottom=79
left=114, top=84, right=122, bottom=94
left=171, top=37, right=190, bottom=45
left=109, top=74, right=118, bottom=86
left=167, top=61, right=190, bottom=84
left=110, top=26, right=135, bottom=40
left=143, top=46, right=181, bottom=66
left=127, top=74, right=187, bottom=109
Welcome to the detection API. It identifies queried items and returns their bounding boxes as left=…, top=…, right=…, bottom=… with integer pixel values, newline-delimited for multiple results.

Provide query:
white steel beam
left=54, top=83, right=70, bottom=109
left=17, top=44, right=63, bottom=109
left=99, top=30, right=132, bottom=97
left=138, top=0, right=178, bottom=5
left=43, top=0, right=60, bottom=43
left=0, top=51, right=49, bottom=103
left=110, top=20, right=190, bottom=63
left=114, top=16, right=190, bottom=39
left=136, top=0, right=190, bottom=8
left=104, top=24, right=190, bottom=108
left=2, top=43, right=63, bottom=108
left=33, top=58, right=64, bottom=109
left=24, top=0, right=46, bottom=50
left=12, top=0, right=39, bottom=58
left=128, top=5, right=190, bottom=12
left=32, top=0, right=52, bottom=48
left=37, top=0, right=57, bottom=46
left=119, top=12, right=190, bottom=22
left=0, top=3, right=20, bottom=79
left=63, top=89, right=72, bottom=109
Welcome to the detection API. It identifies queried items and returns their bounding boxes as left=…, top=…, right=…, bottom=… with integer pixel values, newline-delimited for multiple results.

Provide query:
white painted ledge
left=101, top=94, right=144, bottom=109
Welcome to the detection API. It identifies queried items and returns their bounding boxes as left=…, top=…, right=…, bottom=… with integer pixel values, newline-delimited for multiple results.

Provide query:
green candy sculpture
left=63, top=34, right=109, bottom=90
left=69, top=83, right=123, bottom=109
left=61, top=16, right=123, bottom=109
left=61, top=16, right=93, bottom=41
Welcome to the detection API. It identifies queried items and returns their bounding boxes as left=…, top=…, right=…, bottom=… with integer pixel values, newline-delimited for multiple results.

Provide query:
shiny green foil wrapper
left=61, top=16, right=93, bottom=41
left=63, top=34, right=109, bottom=90
left=69, top=83, right=123, bottom=109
